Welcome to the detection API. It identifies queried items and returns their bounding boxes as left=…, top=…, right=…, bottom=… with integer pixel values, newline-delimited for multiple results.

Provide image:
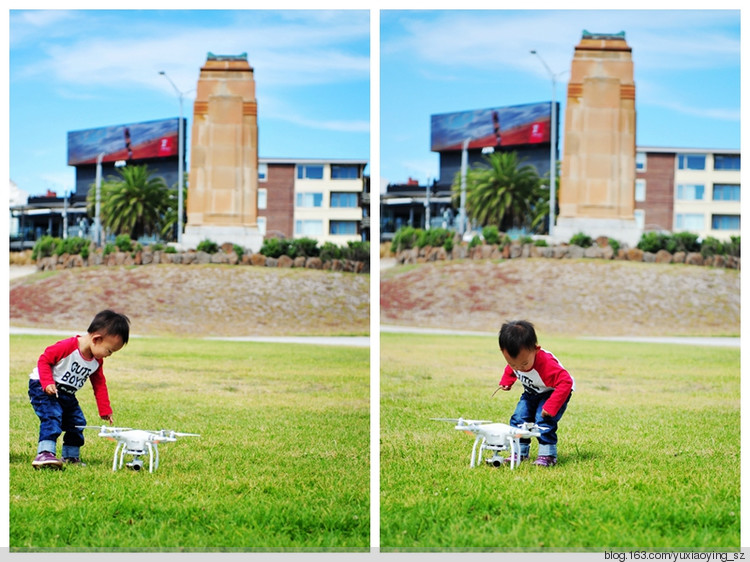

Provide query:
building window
left=635, top=179, right=646, bottom=202
left=258, top=188, right=267, bottom=210
left=635, top=152, right=647, bottom=171
left=258, top=163, right=268, bottom=182
left=675, top=213, right=705, bottom=230
left=713, top=154, right=740, bottom=171
left=676, top=184, right=704, bottom=201
left=331, top=192, right=358, bottom=208
left=713, top=184, right=740, bottom=201
left=712, top=214, right=740, bottom=230
left=331, top=164, right=360, bottom=179
left=297, top=164, right=324, bottom=180
left=330, top=220, right=358, bottom=235
left=677, top=154, right=706, bottom=170
left=296, top=192, right=323, bottom=207
left=634, top=209, right=645, bottom=228
left=257, top=216, right=267, bottom=235
left=295, top=220, right=323, bottom=236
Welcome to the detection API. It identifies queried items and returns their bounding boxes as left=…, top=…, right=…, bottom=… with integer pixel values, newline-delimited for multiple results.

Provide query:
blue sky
left=8, top=9, right=370, bottom=196
left=380, top=9, right=741, bottom=189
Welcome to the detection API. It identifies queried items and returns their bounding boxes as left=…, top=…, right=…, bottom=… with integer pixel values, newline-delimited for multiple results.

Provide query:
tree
left=87, top=165, right=171, bottom=240
left=452, top=151, right=545, bottom=233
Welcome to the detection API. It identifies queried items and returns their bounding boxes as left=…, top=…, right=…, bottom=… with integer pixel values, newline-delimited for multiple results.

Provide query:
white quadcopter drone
left=432, top=417, right=546, bottom=469
left=77, top=425, right=199, bottom=473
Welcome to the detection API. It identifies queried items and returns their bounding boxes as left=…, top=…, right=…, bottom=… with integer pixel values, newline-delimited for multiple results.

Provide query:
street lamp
left=530, top=50, right=566, bottom=237
left=458, top=138, right=471, bottom=236
left=159, top=70, right=187, bottom=245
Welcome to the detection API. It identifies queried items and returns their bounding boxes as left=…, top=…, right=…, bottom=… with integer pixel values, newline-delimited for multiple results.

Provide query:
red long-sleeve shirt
left=29, top=336, right=112, bottom=417
left=499, top=348, right=574, bottom=417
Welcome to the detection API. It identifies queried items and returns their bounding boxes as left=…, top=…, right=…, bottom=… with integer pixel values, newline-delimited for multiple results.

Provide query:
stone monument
left=182, top=52, right=264, bottom=252
left=555, top=31, right=642, bottom=246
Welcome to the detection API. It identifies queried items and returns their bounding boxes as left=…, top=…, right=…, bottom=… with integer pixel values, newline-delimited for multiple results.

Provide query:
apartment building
left=636, top=147, right=740, bottom=240
left=258, top=158, right=368, bottom=245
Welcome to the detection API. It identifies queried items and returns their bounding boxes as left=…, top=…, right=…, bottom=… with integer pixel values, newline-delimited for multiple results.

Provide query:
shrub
left=390, top=226, right=420, bottom=253
left=607, top=238, right=621, bottom=254
left=292, top=237, right=320, bottom=258
left=669, top=232, right=700, bottom=253
left=114, top=234, right=133, bottom=252
left=232, top=244, right=244, bottom=260
left=31, top=236, right=60, bottom=260
left=443, top=236, right=454, bottom=253
left=423, top=228, right=451, bottom=248
left=519, top=235, right=534, bottom=245
left=197, top=239, right=219, bottom=254
left=700, top=237, right=726, bottom=258
left=726, top=235, right=740, bottom=258
left=103, top=243, right=116, bottom=257
left=637, top=231, right=669, bottom=253
left=569, top=232, right=593, bottom=248
left=164, top=246, right=177, bottom=254
left=343, top=241, right=370, bottom=263
left=468, top=235, right=482, bottom=249
left=320, top=242, right=342, bottom=262
left=482, top=225, right=500, bottom=245
left=534, top=239, right=548, bottom=247
left=260, top=237, right=284, bottom=259
left=150, top=243, right=165, bottom=252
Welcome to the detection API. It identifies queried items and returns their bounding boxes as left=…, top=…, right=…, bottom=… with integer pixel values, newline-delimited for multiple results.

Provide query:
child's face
left=90, top=333, right=125, bottom=360
left=502, top=345, right=539, bottom=373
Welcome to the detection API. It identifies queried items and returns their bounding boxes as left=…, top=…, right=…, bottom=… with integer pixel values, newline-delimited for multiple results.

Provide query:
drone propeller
left=76, top=425, right=133, bottom=432
left=431, top=417, right=493, bottom=425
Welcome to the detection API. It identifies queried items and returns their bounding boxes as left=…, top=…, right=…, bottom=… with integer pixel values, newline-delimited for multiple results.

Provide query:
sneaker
left=32, top=451, right=63, bottom=469
left=533, top=455, right=558, bottom=467
left=63, top=457, right=86, bottom=466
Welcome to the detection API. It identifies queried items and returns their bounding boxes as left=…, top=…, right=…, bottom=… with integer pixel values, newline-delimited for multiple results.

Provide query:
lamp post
left=94, top=152, right=105, bottom=247
left=159, top=71, right=186, bottom=245
left=530, top=50, right=566, bottom=237
left=458, top=138, right=470, bottom=236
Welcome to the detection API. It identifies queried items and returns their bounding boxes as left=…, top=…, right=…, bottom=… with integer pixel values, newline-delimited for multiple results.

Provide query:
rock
left=672, top=251, right=686, bottom=264
left=655, top=250, right=672, bottom=264
left=265, top=257, right=278, bottom=267
left=642, top=251, right=656, bottom=263
left=250, top=253, right=267, bottom=267
left=583, top=246, right=603, bottom=259
left=294, top=256, right=307, bottom=268
left=509, top=244, right=523, bottom=259
left=277, top=255, right=294, bottom=268
left=306, top=257, right=323, bottom=269
left=331, top=259, right=344, bottom=271
left=567, top=245, right=584, bottom=259
left=626, top=248, right=644, bottom=262
left=685, top=252, right=704, bottom=266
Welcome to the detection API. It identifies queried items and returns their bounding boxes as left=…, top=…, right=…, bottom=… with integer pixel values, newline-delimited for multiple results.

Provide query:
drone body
left=432, top=417, right=544, bottom=469
left=77, top=426, right=199, bottom=472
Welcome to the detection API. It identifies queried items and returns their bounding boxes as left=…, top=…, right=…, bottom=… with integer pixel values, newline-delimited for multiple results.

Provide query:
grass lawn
left=10, top=335, right=369, bottom=551
left=380, top=333, right=740, bottom=551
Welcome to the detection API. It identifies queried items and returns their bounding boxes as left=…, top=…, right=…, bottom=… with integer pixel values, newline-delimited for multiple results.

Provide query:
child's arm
left=37, top=338, right=77, bottom=397
left=89, top=367, right=113, bottom=423
left=498, top=365, right=516, bottom=391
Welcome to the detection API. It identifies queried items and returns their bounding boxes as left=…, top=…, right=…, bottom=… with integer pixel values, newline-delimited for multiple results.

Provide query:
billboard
left=68, top=117, right=181, bottom=166
left=431, top=101, right=553, bottom=152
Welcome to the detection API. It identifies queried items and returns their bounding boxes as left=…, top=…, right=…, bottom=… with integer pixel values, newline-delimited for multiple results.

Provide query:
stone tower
left=182, top=52, right=263, bottom=251
left=555, top=31, right=642, bottom=245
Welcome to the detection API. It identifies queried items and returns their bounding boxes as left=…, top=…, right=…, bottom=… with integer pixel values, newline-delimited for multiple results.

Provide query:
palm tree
left=452, top=151, right=545, bottom=233
left=88, top=164, right=171, bottom=240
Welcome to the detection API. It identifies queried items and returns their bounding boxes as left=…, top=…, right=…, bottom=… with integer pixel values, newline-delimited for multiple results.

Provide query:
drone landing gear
left=112, top=441, right=159, bottom=473
left=471, top=436, right=523, bottom=469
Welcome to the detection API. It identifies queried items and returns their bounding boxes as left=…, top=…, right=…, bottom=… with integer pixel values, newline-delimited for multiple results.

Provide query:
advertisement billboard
left=431, top=101, right=553, bottom=152
left=67, top=118, right=181, bottom=166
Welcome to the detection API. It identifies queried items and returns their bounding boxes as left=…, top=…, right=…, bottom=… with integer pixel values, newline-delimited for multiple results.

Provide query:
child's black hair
left=88, top=310, right=130, bottom=344
left=498, top=320, right=537, bottom=358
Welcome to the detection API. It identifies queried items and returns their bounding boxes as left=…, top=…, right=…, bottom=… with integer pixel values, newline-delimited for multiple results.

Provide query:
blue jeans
left=28, top=380, right=86, bottom=458
left=509, top=390, right=571, bottom=458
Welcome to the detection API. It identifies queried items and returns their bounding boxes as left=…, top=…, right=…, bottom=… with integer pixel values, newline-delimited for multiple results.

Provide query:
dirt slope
left=380, top=258, right=740, bottom=337
left=10, top=264, right=370, bottom=338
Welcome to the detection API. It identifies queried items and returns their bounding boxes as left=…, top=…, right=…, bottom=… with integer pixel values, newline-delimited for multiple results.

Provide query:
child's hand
left=44, top=383, right=58, bottom=398
left=541, top=409, right=551, bottom=418
left=101, top=414, right=114, bottom=425
left=500, top=385, right=512, bottom=391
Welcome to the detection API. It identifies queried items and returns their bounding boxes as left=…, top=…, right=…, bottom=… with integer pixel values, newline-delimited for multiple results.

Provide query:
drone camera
left=127, top=459, right=144, bottom=471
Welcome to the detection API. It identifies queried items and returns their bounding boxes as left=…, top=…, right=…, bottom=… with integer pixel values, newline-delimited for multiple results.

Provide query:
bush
left=196, top=239, right=219, bottom=254
left=468, top=235, right=482, bottom=249
left=726, top=235, right=740, bottom=258
left=343, top=241, right=370, bottom=263
left=669, top=232, right=700, bottom=253
left=31, top=236, right=60, bottom=260
left=607, top=238, right=620, bottom=254
left=700, top=237, right=726, bottom=258
left=164, top=246, right=177, bottom=254
left=233, top=244, right=244, bottom=260
left=292, top=237, right=320, bottom=258
left=260, top=237, right=284, bottom=259
left=423, top=228, right=451, bottom=248
left=443, top=236, right=454, bottom=253
left=569, top=232, right=593, bottom=248
left=534, top=239, right=548, bottom=247
left=103, top=243, right=116, bottom=257
left=320, top=242, right=342, bottom=262
left=482, top=226, right=500, bottom=245
left=390, top=226, right=420, bottom=253
left=115, top=234, right=133, bottom=252
left=637, top=231, right=669, bottom=253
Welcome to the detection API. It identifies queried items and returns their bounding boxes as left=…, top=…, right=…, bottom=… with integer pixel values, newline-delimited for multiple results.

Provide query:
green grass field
left=380, top=333, right=740, bottom=551
left=10, top=335, right=369, bottom=551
